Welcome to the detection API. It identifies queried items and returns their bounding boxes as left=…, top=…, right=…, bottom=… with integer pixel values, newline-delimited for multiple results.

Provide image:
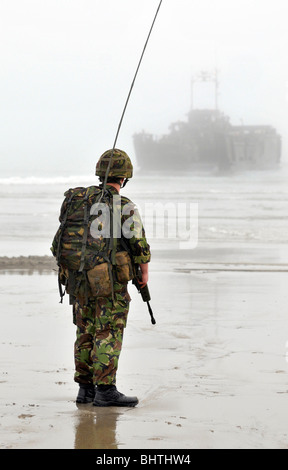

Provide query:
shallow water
left=0, top=166, right=288, bottom=257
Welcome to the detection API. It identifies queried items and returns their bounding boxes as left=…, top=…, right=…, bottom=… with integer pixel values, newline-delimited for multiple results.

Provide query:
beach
left=1, top=241, right=288, bottom=450
left=1, top=169, right=288, bottom=449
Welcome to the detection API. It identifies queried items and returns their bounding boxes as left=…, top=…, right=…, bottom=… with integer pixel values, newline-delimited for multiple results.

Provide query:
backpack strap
left=102, top=187, right=119, bottom=301
left=58, top=272, right=65, bottom=303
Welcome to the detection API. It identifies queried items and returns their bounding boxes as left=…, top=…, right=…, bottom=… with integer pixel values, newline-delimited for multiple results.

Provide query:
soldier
left=68, top=149, right=150, bottom=407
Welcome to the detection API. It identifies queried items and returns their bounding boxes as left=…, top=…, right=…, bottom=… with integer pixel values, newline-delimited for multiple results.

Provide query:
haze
left=0, top=0, right=287, bottom=176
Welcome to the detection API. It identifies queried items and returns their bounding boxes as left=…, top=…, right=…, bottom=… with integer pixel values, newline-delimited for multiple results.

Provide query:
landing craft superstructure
left=133, top=72, right=281, bottom=172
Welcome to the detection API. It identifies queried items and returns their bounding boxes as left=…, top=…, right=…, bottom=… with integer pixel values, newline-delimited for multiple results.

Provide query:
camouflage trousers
left=73, top=283, right=130, bottom=386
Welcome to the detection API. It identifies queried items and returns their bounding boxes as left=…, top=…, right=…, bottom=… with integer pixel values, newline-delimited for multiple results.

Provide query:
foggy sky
left=1, top=0, right=288, bottom=176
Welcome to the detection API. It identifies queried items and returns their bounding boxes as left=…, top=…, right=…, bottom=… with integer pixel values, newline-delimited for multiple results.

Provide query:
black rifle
left=132, top=264, right=156, bottom=325
left=119, top=236, right=156, bottom=325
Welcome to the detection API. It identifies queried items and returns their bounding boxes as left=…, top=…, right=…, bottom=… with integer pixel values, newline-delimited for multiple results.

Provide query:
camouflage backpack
left=51, top=185, right=117, bottom=303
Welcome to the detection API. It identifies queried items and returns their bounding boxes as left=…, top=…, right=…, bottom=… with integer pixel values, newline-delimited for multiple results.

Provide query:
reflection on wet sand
left=74, top=405, right=122, bottom=449
left=1, top=252, right=288, bottom=449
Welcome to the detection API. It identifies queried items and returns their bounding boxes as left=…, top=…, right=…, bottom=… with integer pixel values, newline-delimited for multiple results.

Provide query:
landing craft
left=133, top=71, right=281, bottom=173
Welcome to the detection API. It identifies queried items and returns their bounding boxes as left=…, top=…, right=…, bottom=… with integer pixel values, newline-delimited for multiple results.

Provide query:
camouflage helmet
left=96, top=149, right=133, bottom=179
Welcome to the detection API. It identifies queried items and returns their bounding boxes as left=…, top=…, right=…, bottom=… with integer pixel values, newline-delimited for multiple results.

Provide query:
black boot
left=93, top=385, right=138, bottom=407
left=76, top=383, right=95, bottom=404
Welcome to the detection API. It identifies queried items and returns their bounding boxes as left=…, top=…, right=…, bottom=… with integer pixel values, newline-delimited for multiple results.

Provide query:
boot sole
left=93, top=399, right=138, bottom=407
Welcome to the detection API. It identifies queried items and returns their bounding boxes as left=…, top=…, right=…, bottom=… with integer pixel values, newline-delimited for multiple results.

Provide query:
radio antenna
left=102, top=0, right=163, bottom=194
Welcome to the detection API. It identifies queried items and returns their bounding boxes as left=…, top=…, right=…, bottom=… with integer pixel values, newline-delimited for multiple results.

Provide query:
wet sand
left=1, top=243, right=288, bottom=449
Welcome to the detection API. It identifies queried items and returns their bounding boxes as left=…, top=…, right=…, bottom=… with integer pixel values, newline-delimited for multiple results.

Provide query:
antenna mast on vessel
left=190, top=69, right=219, bottom=111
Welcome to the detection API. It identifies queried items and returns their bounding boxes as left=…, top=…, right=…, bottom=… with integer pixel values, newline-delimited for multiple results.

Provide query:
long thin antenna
left=102, top=0, right=163, bottom=193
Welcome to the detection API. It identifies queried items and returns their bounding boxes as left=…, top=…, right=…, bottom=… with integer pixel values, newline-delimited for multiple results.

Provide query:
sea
left=0, top=165, right=288, bottom=267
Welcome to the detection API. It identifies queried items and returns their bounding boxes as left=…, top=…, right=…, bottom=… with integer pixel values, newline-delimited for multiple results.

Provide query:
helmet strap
left=121, top=178, right=129, bottom=188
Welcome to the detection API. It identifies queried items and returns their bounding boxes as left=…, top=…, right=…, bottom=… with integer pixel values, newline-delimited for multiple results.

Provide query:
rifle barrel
left=147, top=301, right=156, bottom=325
